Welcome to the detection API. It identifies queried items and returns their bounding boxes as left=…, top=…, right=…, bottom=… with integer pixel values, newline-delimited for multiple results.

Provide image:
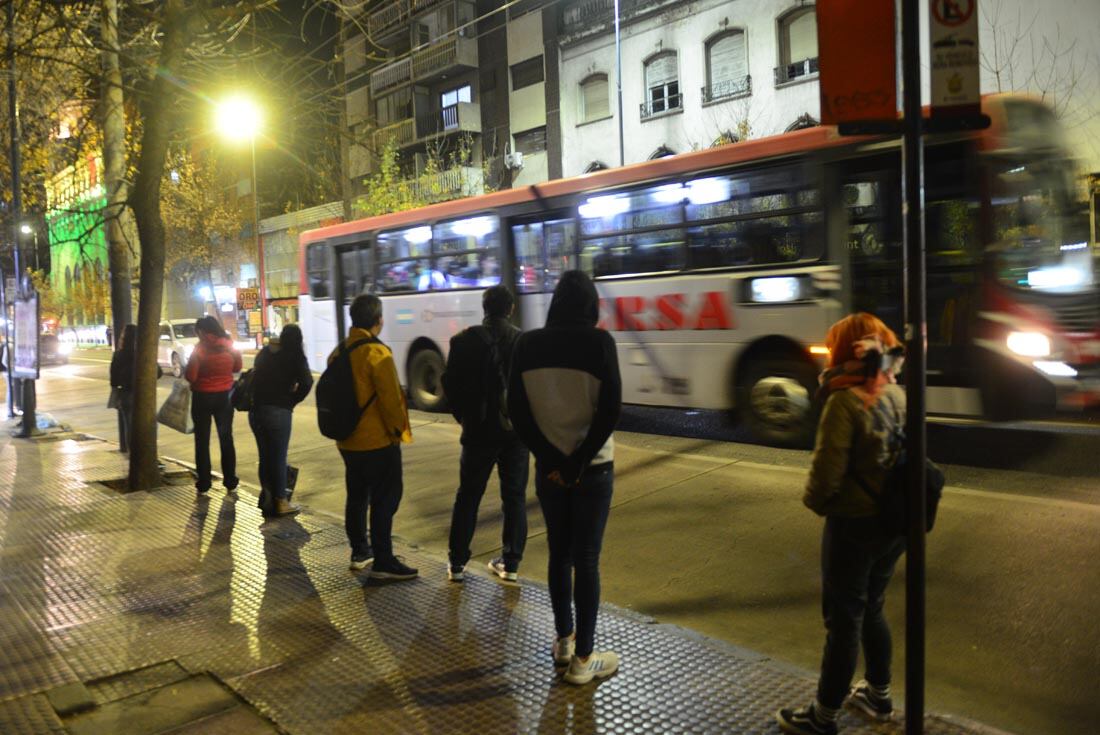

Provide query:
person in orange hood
left=185, top=315, right=243, bottom=494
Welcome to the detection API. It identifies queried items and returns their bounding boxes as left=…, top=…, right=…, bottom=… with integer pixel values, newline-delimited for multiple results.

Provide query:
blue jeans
left=117, top=390, right=133, bottom=452
left=536, top=464, right=613, bottom=658
left=340, top=444, right=403, bottom=562
left=191, top=390, right=237, bottom=491
left=249, top=404, right=293, bottom=507
left=816, top=515, right=906, bottom=709
left=448, top=434, right=530, bottom=570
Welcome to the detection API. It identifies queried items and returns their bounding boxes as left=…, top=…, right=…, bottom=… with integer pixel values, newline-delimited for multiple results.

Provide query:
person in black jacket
left=508, top=270, right=622, bottom=686
left=248, top=324, right=313, bottom=517
left=109, top=324, right=139, bottom=452
left=442, top=286, right=529, bottom=583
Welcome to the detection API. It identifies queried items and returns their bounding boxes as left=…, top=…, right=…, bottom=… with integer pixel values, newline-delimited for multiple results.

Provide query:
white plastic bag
left=157, top=379, right=194, bottom=434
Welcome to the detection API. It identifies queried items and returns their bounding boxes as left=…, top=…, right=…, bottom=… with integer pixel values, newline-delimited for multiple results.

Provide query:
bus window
left=358, top=247, right=373, bottom=294
left=376, top=226, right=432, bottom=292
left=581, top=230, right=685, bottom=277
left=432, top=216, right=501, bottom=290
left=339, top=250, right=361, bottom=303
left=306, top=243, right=331, bottom=299
left=513, top=219, right=577, bottom=292
left=578, top=182, right=686, bottom=277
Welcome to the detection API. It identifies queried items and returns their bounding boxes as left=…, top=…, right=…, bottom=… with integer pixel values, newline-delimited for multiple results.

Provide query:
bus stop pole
left=900, top=0, right=928, bottom=732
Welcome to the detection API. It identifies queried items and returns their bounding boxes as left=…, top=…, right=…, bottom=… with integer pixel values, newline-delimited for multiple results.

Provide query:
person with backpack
left=185, top=316, right=243, bottom=495
left=776, top=313, right=908, bottom=735
left=324, top=294, right=416, bottom=580
left=442, top=286, right=529, bottom=583
left=508, top=271, right=622, bottom=686
left=248, top=324, right=313, bottom=518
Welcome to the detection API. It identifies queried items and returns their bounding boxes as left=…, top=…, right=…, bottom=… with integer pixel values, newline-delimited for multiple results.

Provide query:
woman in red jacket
left=185, top=316, right=242, bottom=494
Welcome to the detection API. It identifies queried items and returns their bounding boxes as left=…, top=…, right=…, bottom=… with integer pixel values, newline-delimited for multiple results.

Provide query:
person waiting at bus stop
left=333, top=294, right=417, bottom=581
left=185, top=316, right=242, bottom=495
left=777, top=313, right=907, bottom=735
left=442, top=285, right=529, bottom=583
left=508, top=270, right=622, bottom=685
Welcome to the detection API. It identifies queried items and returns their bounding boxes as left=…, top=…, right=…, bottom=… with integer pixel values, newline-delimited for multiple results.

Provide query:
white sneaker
left=563, top=651, right=619, bottom=685
left=447, top=564, right=465, bottom=582
left=488, top=557, right=518, bottom=582
left=552, top=634, right=575, bottom=666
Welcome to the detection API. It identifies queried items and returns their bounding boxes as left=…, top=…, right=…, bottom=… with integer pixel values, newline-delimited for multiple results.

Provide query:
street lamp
left=19, top=222, right=38, bottom=271
left=214, top=94, right=266, bottom=336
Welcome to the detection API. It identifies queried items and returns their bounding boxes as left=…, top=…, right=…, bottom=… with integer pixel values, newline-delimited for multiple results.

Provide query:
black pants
left=117, top=390, right=133, bottom=452
left=340, top=444, right=403, bottom=562
left=816, top=515, right=906, bottom=709
left=191, top=390, right=237, bottom=492
left=249, top=404, right=293, bottom=508
left=536, top=464, right=613, bottom=658
left=448, top=435, right=530, bottom=570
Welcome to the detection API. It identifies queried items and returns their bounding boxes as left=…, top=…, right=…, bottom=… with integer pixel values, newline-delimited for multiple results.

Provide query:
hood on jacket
left=546, top=270, right=599, bottom=328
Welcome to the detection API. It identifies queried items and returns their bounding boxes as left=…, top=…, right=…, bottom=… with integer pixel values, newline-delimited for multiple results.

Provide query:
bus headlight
left=58, top=342, right=73, bottom=356
left=1034, top=361, right=1077, bottom=377
left=1006, top=331, right=1051, bottom=358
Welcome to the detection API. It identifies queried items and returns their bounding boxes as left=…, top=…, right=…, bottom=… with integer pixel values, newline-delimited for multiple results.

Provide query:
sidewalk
left=0, top=422, right=1010, bottom=735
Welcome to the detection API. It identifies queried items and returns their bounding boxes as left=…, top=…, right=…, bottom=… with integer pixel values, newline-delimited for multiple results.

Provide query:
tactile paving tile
left=0, top=433, right=998, bottom=735
left=0, top=693, right=67, bottom=734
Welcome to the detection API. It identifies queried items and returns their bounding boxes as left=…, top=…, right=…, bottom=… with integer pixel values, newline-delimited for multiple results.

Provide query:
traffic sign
left=929, top=0, right=980, bottom=116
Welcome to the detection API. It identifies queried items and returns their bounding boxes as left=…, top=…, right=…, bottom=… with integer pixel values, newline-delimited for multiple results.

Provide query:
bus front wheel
left=737, top=357, right=817, bottom=447
left=408, top=349, right=447, bottom=412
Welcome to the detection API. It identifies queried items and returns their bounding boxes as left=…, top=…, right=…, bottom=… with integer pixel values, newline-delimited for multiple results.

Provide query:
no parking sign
left=929, top=0, right=980, bottom=116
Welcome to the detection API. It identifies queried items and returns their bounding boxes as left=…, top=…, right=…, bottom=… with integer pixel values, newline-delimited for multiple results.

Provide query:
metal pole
left=613, top=0, right=624, bottom=167
left=900, top=0, right=927, bottom=733
left=0, top=265, right=11, bottom=418
left=251, top=136, right=266, bottom=336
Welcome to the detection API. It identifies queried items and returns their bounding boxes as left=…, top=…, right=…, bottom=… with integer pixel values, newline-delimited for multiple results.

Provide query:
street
left=21, top=349, right=1100, bottom=735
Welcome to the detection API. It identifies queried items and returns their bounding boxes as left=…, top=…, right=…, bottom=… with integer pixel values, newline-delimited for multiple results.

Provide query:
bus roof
left=299, top=93, right=1050, bottom=247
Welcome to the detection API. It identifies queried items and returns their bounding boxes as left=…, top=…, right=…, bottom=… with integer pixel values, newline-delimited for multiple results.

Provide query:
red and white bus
left=299, top=94, right=1099, bottom=445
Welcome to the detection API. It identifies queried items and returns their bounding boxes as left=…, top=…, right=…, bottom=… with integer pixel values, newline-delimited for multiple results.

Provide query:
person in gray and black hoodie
left=508, top=270, right=622, bottom=686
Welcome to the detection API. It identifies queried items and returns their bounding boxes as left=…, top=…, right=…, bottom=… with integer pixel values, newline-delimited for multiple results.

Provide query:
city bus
left=298, top=94, right=1099, bottom=446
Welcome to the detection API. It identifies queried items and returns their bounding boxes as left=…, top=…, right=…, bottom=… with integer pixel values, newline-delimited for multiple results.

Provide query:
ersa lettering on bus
left=597, top=291, right=735, bottom=332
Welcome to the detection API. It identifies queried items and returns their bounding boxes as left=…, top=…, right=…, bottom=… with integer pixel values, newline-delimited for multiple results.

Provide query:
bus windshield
left=990, top=157, right=1093, bottom=294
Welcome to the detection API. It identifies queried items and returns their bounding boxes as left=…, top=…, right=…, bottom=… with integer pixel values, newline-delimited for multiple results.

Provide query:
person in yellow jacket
left=331, top=294, right=417, bottom=580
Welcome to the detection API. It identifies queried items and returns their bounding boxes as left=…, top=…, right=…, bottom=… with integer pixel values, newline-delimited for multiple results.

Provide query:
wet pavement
left=0, top=421, right=1013, bottom=735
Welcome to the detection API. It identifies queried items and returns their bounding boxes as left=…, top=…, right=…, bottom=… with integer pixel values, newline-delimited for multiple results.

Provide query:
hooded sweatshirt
left=508, top=272, right=621, bottom=481
left=185, top=333, right=242, bottom=393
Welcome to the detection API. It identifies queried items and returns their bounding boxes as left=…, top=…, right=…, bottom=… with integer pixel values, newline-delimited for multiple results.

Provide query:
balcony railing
left=774, top=57, right=819, bottom=85
left=702, top=75, right=751, bottom=104
left=367, top=1, right=409, bottom=39
left=639, top=93, right=683, bottom=120
left=370, top=57, right=413, bottom=96
left=411, top=36, right=477, bottom=81
left=373, top=118, right=417, bottom=152
left=417, top=101, right=481, bottom=138
left=560, top=0, right=675, bottom=39
left=409, top=165, right=483, bottom=203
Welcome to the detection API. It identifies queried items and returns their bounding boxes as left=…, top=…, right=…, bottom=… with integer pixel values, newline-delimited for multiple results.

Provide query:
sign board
left=817, top=0, right=897, bottom=125
left=929, top=0, right=980, bottom=116
left=248, top=310, right=262, bottom=332
left=236, top=310, right=250, bottom=338
left=13, top=293, right=40, bottom=379
left=237, top=287, right=260, bottom=311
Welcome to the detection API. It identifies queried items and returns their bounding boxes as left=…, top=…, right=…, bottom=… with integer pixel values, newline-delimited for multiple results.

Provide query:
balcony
left=560, top=0, right=680, bottom=41
left=774, top=57, right=819, bottom=86
left=702, top=75, right=751, bottom=104
left=373, top=118, right=417, bottom=152
left=409, top=165, right=483, bottom=203
left=639, top=93, right=683, bottom=121
left=368, top=0, right=451, bottom=40
left=369, top=37, right=477, bottom=96
left=411, top=36, right=478, bottom=83
left=370, top=57, right=413, bottom=96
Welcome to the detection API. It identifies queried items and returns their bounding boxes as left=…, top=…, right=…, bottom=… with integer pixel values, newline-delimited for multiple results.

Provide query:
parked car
left=157, top=320, right=199, bottom=377
left=40, top=334, right=72, bottom=365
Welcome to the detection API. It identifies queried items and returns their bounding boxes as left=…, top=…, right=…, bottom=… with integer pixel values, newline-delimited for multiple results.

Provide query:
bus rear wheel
left=737, top=357, right=817, bottom=447
left=409, top=349, right=447, bottom=412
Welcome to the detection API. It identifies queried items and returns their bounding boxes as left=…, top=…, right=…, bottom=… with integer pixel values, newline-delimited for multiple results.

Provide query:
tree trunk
left=128, top=1, right=200, bottom=490
left=101, top=0, right=131, bottom=343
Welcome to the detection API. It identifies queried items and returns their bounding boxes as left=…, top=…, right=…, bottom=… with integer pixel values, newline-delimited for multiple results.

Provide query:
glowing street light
left=214, top=93, right=266, bottom=336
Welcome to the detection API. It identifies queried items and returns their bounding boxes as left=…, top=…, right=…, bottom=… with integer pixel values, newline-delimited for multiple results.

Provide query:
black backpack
left=856, top=420, right=945, bottom=535
left=231, top=369, right=255, bottom=412
left=315, top=337, right=377, bottom=440
left=471, top=326, right=512, bottom=432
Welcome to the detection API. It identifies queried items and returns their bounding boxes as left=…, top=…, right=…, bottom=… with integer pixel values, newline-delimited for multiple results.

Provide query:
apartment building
left=555, top=0, right=820, bottom=177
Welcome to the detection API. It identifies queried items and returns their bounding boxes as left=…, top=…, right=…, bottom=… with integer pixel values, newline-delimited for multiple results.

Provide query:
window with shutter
left=706, top=31, right=749, bottom=102
left=581, top=74, right=610, bottom=122
left=643, top=53, right=681, bottom=117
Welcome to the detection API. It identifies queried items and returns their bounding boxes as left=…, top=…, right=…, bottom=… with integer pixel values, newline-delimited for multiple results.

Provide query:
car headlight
left=1006, top=331, right=1051, bottom=358
left=58, top=343, right=73, bottom=355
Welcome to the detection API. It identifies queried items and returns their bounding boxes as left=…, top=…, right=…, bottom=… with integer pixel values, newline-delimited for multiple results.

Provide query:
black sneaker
left=349, top=550, right=374, bottom=571
left=776, top=706, right=837, bottom=735
left=847, top=680, right=893, bottom=721
left=370, top=557, right=418, bottom=580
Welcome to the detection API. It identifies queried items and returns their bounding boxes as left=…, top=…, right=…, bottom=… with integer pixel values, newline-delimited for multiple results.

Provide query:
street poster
left=13, top=292, right=40, bottom=379
left=929, top=0, right=980, bottom=116
left=817, top=0, right=897, bottom=125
